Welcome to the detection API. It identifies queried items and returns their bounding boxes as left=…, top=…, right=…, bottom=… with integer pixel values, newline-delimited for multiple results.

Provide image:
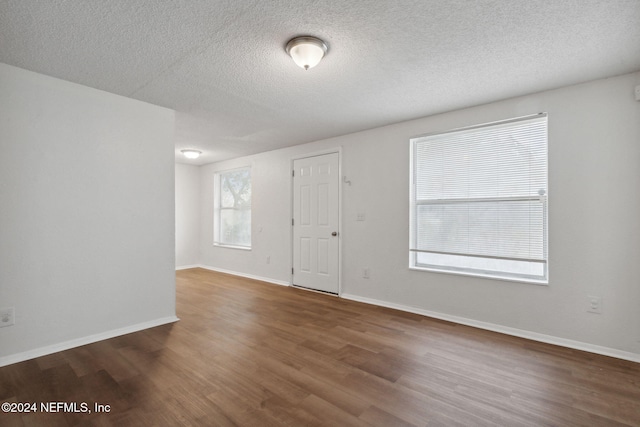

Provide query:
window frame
left=409, top=113, right=548, bottom=284
left=213, top=166, right=252, bottom=250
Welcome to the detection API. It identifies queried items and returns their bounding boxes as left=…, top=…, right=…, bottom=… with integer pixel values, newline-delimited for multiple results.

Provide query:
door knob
left=331, top=231, right=338, bottom=236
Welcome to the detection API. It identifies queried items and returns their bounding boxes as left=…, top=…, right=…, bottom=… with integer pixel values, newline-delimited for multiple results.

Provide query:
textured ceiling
left=2, top=1, right=640, bottom=165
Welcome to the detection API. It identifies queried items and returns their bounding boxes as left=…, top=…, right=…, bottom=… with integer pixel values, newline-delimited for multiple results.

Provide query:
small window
left=214, top=167, right=251, bottom=249
left=410, top=114, right=548, bottom=283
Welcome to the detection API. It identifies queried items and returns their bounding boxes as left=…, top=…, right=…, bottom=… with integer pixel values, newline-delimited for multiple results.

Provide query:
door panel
left=300, top=185, right=311, bottom=225
left=300, top=238, right=311, bottom=272
left=317, top=239, right=329, bottom=275
left=292, top=152, right=339, bottom=293
left=317, top=183, right=329, bottom=225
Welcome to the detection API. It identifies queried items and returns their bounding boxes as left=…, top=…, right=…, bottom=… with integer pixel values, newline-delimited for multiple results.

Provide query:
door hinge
left=292, top=218, right=294, bottom=226
left=292, top=268, right=294, bottom=274
left=292, top=170, right=295, bottom=177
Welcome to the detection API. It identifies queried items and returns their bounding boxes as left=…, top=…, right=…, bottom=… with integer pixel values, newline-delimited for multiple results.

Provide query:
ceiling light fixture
left=285, top=36, right=328, bottom=70
left=181, top=149, right=202, bottom=159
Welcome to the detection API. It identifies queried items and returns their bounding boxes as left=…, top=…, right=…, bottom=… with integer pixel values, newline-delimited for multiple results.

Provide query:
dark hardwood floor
left=1, top=268, right=639, bottom=426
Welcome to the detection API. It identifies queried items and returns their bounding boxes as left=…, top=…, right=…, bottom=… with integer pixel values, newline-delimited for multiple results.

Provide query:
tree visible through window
left=214, top=167, right=251, bottom=248
left=410, top=114, right=548, bottom=283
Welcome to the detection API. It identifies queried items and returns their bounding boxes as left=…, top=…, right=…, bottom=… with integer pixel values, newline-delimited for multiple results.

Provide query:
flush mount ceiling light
left=181, top=149, right=202, bottom=159
left=285, top=36, right=328, bottom=70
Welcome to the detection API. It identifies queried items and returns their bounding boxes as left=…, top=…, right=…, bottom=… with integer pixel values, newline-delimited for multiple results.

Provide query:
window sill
left=213, top=243, right=252, bottom=251
left=409, top=265, right=548, bottom=286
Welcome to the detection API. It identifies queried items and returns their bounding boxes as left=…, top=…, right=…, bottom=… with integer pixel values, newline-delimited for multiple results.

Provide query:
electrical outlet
left=587, top=296, right=602, bottom=314
left=0, top=307, right=15, bottom=327
left=363, top=268, right=370, bottom=279
left=356, top=212, right=366, bottom=221
left=266, top=255, right=271, bottom=264
left=635, top=85, right=640, bottom=101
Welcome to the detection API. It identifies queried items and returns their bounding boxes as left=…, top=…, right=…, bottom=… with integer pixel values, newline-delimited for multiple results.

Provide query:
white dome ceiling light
left=181, top=149, right=202, bottom=159
left=285, top=36, right=328, bottom=70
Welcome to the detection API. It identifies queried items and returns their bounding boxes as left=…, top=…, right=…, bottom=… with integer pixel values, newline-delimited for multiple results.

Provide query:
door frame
left=289, top=147, right=343, bottom=296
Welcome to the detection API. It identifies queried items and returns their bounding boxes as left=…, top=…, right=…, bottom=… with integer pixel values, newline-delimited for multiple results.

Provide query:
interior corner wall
left=175, top=163, right=200, bottom=268
left=198, top=71, right=640, bottom=358
left=0, top=63, right=177, bottom=364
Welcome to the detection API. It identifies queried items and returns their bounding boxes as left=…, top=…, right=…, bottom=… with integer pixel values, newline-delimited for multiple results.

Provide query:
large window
left=214, top=167, right=251, bottom=249
left=410, top=114, right=548, bottom=283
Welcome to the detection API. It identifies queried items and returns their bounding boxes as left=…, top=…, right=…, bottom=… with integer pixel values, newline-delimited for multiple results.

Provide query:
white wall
left=175, top=163, right=200, bottom=268
left=199, top=145, right=339, bottom=284
left=199, top=71, right=640, bottom=358
left=0, top=63, right=177, bottom=365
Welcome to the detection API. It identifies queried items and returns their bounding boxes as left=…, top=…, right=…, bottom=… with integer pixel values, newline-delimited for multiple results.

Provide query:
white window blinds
left=410, top=114, right=548, bottom=282
left=214, top=167, right=252, bottom=248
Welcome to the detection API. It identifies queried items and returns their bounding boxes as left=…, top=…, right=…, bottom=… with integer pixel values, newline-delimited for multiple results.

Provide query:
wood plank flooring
left=1, top=268, right=639, bottom=426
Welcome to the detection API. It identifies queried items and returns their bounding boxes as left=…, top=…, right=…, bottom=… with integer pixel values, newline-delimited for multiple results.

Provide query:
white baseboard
left=341, top=293, right=640, bottom=364
left=198, top=264, right=290, bottom=287
left=176, top=264, right=199, bottom=270
left=0, top=316, right=180, bottom=368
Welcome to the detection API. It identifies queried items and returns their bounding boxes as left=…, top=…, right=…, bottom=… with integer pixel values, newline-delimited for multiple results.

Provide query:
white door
left=292, top=152, right=340, bottom=294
